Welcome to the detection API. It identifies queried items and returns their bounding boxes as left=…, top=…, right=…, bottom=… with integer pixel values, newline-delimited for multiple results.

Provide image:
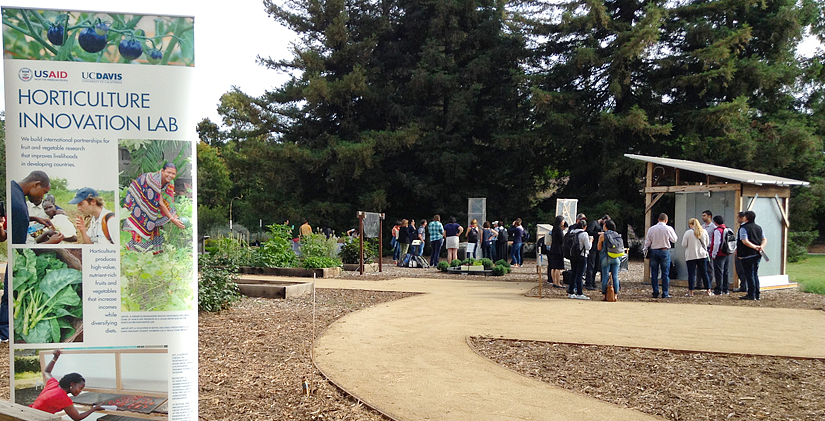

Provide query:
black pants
left=585, top=248, right=599, bottom=287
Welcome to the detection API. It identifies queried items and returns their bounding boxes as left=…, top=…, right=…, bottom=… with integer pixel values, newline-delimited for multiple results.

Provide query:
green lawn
left=788, top=254, right=825, bottom=295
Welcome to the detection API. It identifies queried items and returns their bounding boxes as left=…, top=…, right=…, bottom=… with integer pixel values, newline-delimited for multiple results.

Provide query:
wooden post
left=379, top=214, right=385, bottom=272
left=644, top=162, right=653, bottom=283
left=358, top=212, right=365, bottom=275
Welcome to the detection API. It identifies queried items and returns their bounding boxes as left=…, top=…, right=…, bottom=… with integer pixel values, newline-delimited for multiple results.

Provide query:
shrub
left=461, top=258, right=475, bottom=265
left=450, top=259, right=462, bottom=267
left=436, top=261, right=450, bottom=272
left=339, top=236, right=378, bottom=264
left=788, top=231, right=818, bottom=263
left=302, top=256, right=342, bottom=269
left=299, top=233, right=342, bottom=268
left=492, top=264, right=507, bottom=276
left=480, top=258, right=494, bottom=269
left=198, top=254, right=242, bottom=312
left=255, top=224, right=299, bottom=268
left=494, top=259, right=510, bottom=268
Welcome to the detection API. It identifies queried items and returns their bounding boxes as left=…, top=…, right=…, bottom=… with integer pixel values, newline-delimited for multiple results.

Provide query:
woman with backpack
left=546, top=216, right=566, bottom=288
left=681, top=218, right=711, bottom=297
left=597, top=219, right=623, bottom=299
left=465, top=219, right=480, bottom=259
left=481, top=221, right=497, bottom=260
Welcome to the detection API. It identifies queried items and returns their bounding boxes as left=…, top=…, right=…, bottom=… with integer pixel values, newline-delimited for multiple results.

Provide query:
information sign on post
left=3, top=8, right=197, bottom=420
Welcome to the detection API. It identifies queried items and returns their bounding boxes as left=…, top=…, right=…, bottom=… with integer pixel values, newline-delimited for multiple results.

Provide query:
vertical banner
left=3, top=8, right=196, bottom=420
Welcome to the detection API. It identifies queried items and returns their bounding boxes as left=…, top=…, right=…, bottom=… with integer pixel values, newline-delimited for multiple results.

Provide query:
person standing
left=428, top=215, right=445, bottom=266
left=737, top=211, right=766, bottom=300
left=465, top=219, right=480, bottom=259
left=495, top=221, right=509, bottom=262
left=391, top=220, right=401, bottom=263
left=397, top=219, right=411, bottom=257
left=547, top=216, right=566, bottom=288
left=481, top=221, right=497, bottom=260
left=643, top=213, right=679, bottom=298
left=584, top=215, right=608, bottom=290
left=710, top=215, right=732, bottom=295
left=597, top=219, right=622, bottom=299
left=682, top=218, right=711, bottom=297
left=566, top=220, right=591, bottom=299
left=416, top=219, right=427, bottom=256
left=509, top=219, right=525, bottom=267
left=443, top=217, right=464, bottom=263
left=701, top=210, right=716, bottom=288
left=300, top=219, right=312, bottom=237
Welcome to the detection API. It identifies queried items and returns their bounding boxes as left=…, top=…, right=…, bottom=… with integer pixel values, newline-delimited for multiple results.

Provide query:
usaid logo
left=18, top=68, right=33, bottom=82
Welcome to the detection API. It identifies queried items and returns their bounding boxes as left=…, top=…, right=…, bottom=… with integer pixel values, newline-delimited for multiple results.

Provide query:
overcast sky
left=1, top=1, right=822, bottom=131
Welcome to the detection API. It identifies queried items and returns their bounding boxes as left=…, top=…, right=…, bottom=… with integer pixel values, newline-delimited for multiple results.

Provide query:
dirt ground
left=0, top=257, right=821, bottom=420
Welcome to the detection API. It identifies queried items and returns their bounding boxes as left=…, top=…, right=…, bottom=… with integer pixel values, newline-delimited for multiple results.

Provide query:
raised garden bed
left=446, top=266, right=494, bottom=276
left=235, top=279, right=314, bottom=299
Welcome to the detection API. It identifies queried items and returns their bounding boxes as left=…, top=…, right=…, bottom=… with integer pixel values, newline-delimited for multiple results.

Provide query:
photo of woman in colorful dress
left=121, top=163, right=185, bottom=253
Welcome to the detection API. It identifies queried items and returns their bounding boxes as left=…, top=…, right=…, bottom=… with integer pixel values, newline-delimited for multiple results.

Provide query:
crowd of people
left=385, top=208, right=768, bottom=303
left=643, top=210, right=767, bottom=301
left=390, top=215, right=528, bottom=267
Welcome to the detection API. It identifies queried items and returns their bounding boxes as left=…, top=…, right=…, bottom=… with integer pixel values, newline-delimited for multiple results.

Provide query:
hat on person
left=68, top=187, right=99, bottom=204
left=576, top=213, right=586, bottom=221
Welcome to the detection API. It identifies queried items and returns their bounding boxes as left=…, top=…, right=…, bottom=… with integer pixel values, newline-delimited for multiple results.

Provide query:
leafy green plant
left=298, top=233, right=341, bottom=268
left=450, top=259, right=462, bottom=267
left=461, top=258, right=476, bottom=266
left=436, top=261, right=450, bottom=272
left=494, top=260, right=510, bottom=269
left=121, top=245, right=194, bottom=311
left=256, top=224, right=299, bottom=268
left=339, top=236, right=378, bottom=264
left=198, top=254, right=242, bottom=312
left=492, top=265, right=506, bottom=276
left=480, top=258, right=494, bottom=269
left=12, top=250, right=82, bottom=343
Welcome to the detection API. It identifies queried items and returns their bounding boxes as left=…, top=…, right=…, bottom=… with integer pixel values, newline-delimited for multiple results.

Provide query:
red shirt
left=30, top=377, right=73, bottom=414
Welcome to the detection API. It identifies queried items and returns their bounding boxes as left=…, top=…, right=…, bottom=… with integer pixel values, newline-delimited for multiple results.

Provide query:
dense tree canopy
left=197, top=0, right=825, bottom=239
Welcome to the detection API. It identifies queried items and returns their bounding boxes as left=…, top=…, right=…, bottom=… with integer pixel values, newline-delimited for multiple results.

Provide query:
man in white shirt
left=642, top=213, right=679, bottom=298
left=701, top=210, right=716, bottom=287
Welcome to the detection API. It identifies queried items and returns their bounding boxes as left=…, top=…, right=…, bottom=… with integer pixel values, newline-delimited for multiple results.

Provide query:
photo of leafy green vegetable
left=12, top=249, right=83, bottom=344
left=2, top=8, right=194, bottom=65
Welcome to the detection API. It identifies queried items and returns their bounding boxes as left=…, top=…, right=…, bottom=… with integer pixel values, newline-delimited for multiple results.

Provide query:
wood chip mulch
left=468, top=338, right=825, bottom=421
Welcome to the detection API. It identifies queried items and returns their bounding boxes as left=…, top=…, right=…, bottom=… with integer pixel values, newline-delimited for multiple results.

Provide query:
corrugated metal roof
left=624, top=154, right=810, bottom=187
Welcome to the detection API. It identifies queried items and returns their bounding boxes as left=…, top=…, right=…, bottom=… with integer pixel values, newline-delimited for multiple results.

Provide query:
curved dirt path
left=310, top=277, right=825, bottom=420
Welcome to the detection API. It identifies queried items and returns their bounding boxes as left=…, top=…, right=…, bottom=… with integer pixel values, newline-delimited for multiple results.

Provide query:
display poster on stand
left=3, top=8, right=196, bottom=420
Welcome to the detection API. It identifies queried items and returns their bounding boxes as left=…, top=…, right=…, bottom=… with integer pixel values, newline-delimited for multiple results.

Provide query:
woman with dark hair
left=30, top=349, right=102, bottom=419
left=443, top=217, right=464, bottom=263
left=547, top=215, right=566, bottom=288
left=481, top=221, right=497, bottom=260
left=122, top=162, right=185, bottom=252
left=597, top=219, right=623, bottom=299
left=509, top=218, right=524, bottom=267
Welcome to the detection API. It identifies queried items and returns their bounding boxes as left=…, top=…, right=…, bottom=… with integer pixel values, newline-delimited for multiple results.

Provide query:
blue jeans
left=510, top=242, right=523, bottom=265
left=429, top=238, right=443, bottom=267
left=392, top=240, right=401, bottom=261
left=649, top=249, right=671, bottom=297
left=483, top=242, right=495, bottom=261
left=686, top=258, right=711, bottom=291
left=740, top=256, right=761, bottom=298
left=600, top=254, right=621, bottom=295
left=713, top=255, right=730, bottom=294
left=568, top=256, right=586, bottom=295
left=417, top=242, right=425, bottom=256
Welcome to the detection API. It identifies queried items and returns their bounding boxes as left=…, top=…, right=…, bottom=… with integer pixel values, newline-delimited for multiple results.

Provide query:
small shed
left=625, top=154, right=810, bottom=289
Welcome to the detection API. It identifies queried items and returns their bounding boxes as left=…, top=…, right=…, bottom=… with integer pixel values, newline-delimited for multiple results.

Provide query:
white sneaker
left=575, top=294, right=590, bottom=300
left=568, top=294, right=576, bottom=299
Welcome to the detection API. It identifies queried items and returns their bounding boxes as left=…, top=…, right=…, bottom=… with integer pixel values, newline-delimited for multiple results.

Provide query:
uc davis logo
left=18, top=68, right=33, bottom=82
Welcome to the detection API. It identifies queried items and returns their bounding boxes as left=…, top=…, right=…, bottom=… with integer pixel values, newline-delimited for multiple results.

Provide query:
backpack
left=497, top=227, right=508, bottom=243
left=719, top=227, right=737, bottom=255
left=604, top=231, right=625, bottom=258
left=563, top=229, right=583, bottom=260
